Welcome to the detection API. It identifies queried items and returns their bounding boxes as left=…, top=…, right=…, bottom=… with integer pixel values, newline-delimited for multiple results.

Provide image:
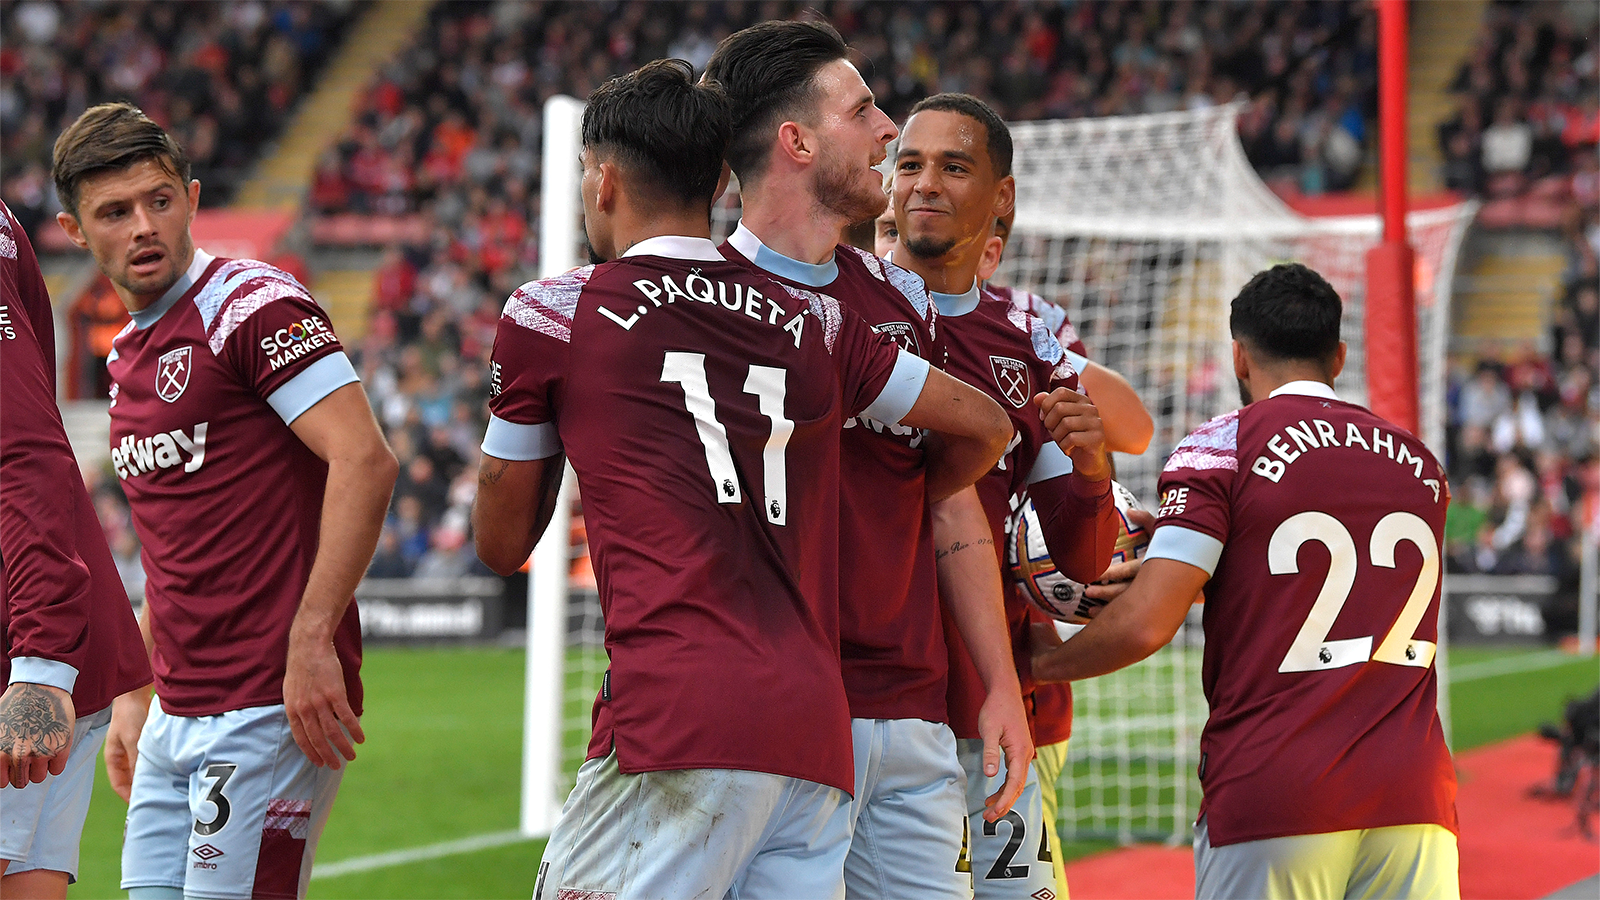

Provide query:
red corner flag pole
left=1366, top=0, right=1419, bottom=433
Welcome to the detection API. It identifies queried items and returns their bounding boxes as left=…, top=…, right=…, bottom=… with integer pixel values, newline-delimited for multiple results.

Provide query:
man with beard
left=1033, top=264, right=1459, bottom=899
left=706, top=22, right=1037, bottom=898
left=887, top=93, right=1120, bottom=900
left=475, top=59, right=1010, bottom=900
left=51, top=103, right=397, bottom=900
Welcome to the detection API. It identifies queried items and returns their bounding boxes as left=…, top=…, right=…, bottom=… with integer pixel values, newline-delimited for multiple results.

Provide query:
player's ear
left=995, top=175, right=1016, bottom=219
left=187, top=179, right=201, bottom=220
left=595, top=161, right=618, bottom=213
left=55, top=211, right=89, bottom=250
left=977, top=236, right=1004, bottom=281
left=1328, top=341, right=1347, bottom=379
left=713, top=162, right=732, bottom=203
left=1231, top=340, right=1250, bottom=382
left=777, top=121, right=811, bottom=166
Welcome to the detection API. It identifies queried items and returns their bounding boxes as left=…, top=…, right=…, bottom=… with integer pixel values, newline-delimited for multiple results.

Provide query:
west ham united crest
left=156, top=346, right=192, bottom=402
left=990, top=356, right=1031, bottom=408
left=872, top=321, right=921, bottom=355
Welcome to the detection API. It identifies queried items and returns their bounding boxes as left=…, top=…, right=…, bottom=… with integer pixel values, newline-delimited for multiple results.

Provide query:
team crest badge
left=872, top=321, right=921, bottom=355
left=156, top=346, right=192, bottom=402
left=990, top=356, right=1031, bottom=408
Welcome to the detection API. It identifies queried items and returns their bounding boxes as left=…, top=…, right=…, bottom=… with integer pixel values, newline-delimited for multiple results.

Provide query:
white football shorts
left=1194, top=815, right=1460, bottom=900
left=844, top=717, right=970, bottom=899
left=536, top=749, right=853, bottom=900
left=121, top=702, right=345, bottom=900
left=957, top=737, right=1058, bottom=900
left=0, top=704, right=112, bottom=882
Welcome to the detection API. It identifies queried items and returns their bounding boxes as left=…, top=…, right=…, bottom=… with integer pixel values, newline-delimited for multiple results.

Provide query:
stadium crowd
left=0, top=0, right=360, bottom=240
left=316, top=0, right=1383, bottom=228
left=1436, top=0, right=1598, bottom=216
left=1433, top=2, right=1600, bottom=632
left=1444, top=192, right=1598, bottom=628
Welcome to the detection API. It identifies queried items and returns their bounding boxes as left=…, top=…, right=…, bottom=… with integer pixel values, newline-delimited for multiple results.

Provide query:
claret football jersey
left=1146, top=380, right=1457, bottom=846
left=1, top=201, right=149, bottom=716
left=107, top=250, right=364, bottom=717
left=931, top=283, right=1086, bottom=739
left=484, top=235, right=921, bottom=793
left=989, top=283, right=1086, bottom=747
left=723, top=224, right=951, bottom=723
left=990, top=284, right=1088, bottom=365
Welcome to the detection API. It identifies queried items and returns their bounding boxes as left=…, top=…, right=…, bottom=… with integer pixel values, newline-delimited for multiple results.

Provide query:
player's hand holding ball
left=1033, top=387, right=1111, bottom=481
left=1082, top=508, right=1157, bottom=605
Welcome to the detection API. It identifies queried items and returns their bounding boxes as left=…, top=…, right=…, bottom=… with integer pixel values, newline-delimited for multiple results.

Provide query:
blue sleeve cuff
left=482, top=414, right=562, bottom=461
left=1145, top=525, right=1225, bottom=576
left=861, top=350, right=930, bottom=426
left=8, top=657, right=79, bottom=695
left=265, top=352, right=360, bottom=424
left=1064, top=349, right=1089, bottom=374
left=1027, top=441, right=1075, bottom=483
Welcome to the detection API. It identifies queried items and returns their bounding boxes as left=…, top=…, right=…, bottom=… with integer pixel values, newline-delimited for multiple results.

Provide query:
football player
left=705, top=21, right=1035, bottom=898
left=1034, top=263, right=1459, bottom=899
left=888, top=93, right=1120, bottom=900
left=474, top=59, right=1010, bottom=900
left=53, top=103, right=397, bottom=900
left=0, top=199, right=149, bottom=900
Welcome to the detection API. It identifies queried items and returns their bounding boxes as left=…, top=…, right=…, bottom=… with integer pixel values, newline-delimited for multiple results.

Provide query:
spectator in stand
left=1440, top=0, right=1598, bottom=211
left=0, top=0, right=359, bottom=245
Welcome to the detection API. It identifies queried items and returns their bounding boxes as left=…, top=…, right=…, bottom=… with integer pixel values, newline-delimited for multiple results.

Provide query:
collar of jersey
left=728, top=222, right=838, bottom=287
left=1268, top=379, right=1340, bottom=401
left=130, top=249, right=213, bottom=330
left=929, top=281, right=982, bottom=318
left=620, top=235, right=724, bottom=261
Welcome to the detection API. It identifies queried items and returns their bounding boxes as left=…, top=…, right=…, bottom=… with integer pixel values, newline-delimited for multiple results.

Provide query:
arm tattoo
left=935, top=537, right=995, bottom=562
left=0, top=684, right=71, bottom=759
left=479, top=457, right=511, bottom=487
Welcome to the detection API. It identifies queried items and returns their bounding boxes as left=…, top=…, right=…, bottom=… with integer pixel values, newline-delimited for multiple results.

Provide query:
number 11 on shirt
left=661, top=351, right=792, bottom=525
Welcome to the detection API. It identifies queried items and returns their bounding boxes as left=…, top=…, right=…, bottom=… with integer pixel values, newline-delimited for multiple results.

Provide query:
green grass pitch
left=64, top=644, right=1598, bottom=899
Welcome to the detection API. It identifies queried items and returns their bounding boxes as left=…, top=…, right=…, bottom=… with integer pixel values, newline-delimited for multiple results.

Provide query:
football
left=1010, top=481, right=1151, bottom=623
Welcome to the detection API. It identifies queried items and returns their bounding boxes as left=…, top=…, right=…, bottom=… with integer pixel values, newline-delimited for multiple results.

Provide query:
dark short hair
left=53, top=102, right=191, bottom=218
left=907, top=93, right=1013, bottom=179
left=582, top=58, right=732, bottom=208
left=1229, top=263, right=1344, bottom=362
left=703, top=20, right=849, bottom=183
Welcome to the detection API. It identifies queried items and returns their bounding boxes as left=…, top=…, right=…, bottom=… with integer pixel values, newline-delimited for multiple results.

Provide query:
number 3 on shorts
left=195, top=763, right=238, bottom=836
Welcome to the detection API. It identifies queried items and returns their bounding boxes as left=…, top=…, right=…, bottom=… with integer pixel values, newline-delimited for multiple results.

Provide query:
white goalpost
left=523, top=98, right=1477, bottom=844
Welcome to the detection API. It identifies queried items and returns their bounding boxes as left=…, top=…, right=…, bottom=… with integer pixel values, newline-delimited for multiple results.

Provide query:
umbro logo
left=192, top=844, right=224, bottom=860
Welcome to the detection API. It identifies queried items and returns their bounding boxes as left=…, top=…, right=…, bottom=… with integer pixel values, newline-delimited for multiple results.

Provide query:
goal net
left=524, top=98, right=1477, bottom=844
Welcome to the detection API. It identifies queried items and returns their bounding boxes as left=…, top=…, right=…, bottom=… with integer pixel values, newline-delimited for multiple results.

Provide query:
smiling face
left=57, top=158, right=198, bottom=311
left=807, top=58, right=899, bottom=224
left=893, top=109, right=1011, bottom=265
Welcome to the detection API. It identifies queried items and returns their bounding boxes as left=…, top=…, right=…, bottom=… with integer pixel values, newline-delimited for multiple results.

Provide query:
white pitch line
left=1448, top=650, right=1594, bottom=683
left=311, top=829, right=535, bottom=879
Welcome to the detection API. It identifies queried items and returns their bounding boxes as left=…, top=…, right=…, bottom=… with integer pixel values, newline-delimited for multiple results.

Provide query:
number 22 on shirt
left=1270, top=511, right=1439, bottom=673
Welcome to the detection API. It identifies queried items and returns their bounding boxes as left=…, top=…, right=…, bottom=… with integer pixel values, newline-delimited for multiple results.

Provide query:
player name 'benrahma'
left=1248, top=417, right=1436, bottom=488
